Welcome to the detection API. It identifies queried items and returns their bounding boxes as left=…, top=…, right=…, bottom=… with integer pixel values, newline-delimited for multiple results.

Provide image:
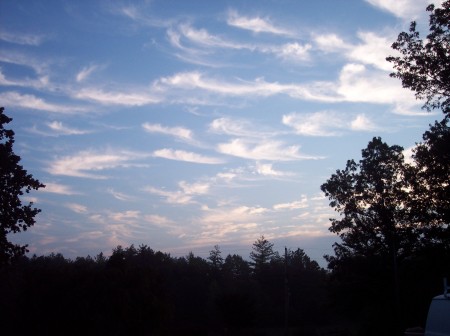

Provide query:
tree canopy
left=0, top=107, right=45, bottom=265
left=387, top=0, right=450, bottom=115
left=321, top=137, right=414, bottom=264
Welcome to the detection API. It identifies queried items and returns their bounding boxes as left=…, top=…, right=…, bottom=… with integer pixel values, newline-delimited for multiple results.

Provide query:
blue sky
left=0, top=0, right=440, bottom=264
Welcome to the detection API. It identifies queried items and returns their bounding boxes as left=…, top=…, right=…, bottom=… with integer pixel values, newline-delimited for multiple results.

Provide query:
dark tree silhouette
left=0, top=107, right=45, bottom=266
left=207, top=244, right=224, bottom=271
left=407, top=117, right=450, bottom=230
left=249, top=235, right=275, bottom=272
left=321, top=137, right=411, bottom=264
left=0, top=242, right=330, bottom=335
left=387, top=0, right=450, bottom=115
left=321, top=137, right=414, bottom=334
left=222, top=253, right=251, bottom=279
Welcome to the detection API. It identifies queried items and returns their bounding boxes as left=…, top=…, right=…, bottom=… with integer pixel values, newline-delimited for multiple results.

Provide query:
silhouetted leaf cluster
left=0, top=107, right=45, bottom=265
left=387, top=0, right=450, bottom=115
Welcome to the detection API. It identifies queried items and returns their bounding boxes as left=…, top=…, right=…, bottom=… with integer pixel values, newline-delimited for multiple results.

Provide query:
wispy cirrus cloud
left=73, top=88, right=161, bottom=106
left=47, top=121, right=90, bottom=135
left=107, top=188, right=135, bottom=201
left=255, top=162, right=293, bottom=177
left=65, top=203, right=88, bottom=213
left=227, top=10, right=295, bottom=37
left=313, top=33, right=350, bottom=53
left=348, top=31, right=396, bottom=71
left=0, top=31, right=47, bottom=46
left=283, top=111, right=379, bottom=136
left=155, top=71, right=335, bottom=101
left=350, top=114, right=378, bottom=131
left=153, top=148, right=225, bottom=164
left=0, top=50, right=50, bottom=75
left=169, top=23, right=311, bottom=65
left=27, top=121, right=90, bottom=137
left=336, top=63, right=424, bottom=114
left=217, top=138, right=322, bottom=161
left=145, top=214, right=175, bottom=227
left=41, top=182, right=80, bottom=195
left=0, top=91, right=86, bottom=114
left=117, top=4, right=171, bottom=28
left=314, top=31, right=396, bottom=71
left=0, top=68, right=49, bottom=89
left=177, top=23, right=250, bottom=50
left=364, top=0, right=429, bottom=20
left=209, top=117, right=275, bottom=138
left=143, top=123, right=196, bottom=144
left=272, top=42, right=312, bottom=62
left=273, top=195, right=308, bottom=210
left=76, top=64, right=102, bottom=82
left=188, top=204, right=270, bottom=245
left=144, top=180, right=210, bottom=205
left=282, top=111, right=345, bottom=136
left=47, top=149, right=150, bottom=179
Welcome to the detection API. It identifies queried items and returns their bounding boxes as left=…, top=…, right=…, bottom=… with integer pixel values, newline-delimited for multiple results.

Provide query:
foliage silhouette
left=0, top=240, right=330, bottom=335
left=387, top=0, right=450, bottom=115
left=0, top=107, right=45, bottom=266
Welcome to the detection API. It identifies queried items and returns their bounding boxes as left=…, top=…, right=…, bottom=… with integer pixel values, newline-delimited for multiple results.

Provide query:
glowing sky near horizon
left=0, top=0, right=440, bottom=263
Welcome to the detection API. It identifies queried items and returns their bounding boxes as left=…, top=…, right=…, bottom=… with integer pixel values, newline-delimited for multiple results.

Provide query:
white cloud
left=275, top=42, right=312, bottom=61
left=107, top=188, right=134, bottom=201
left=364, top=0, right=430, bottom=20
left=348, top=31, right=395, bottom=71
left=209, top=117, right=274, bottom=138
left=47, top=149, right=149, bottom=179
left=227, top=10, right=294, bottom=36
left=74, top=88, right=160, bottom=106
left=0, top=68, right=49, bottom=89
left=255, top=162, right=292, bottom=177
left=314, top=33, right=350, bottom=53
left=143, top=123, right=195, bottom=143
left=65, top=203, right=88, bottom=213
left=314, top=31, right=396, bottom=71
left=109, top=210, right=141, bottom=223
left=118, top=5, right=169, bottom=28
left=144, top=214, right=175, bottom=227
left=178, top=23, right=249, bottom=50
left=76, top=65, right=100, bottom=82
left=41, top=182, right=80, bottom=195
left=153, top=148, right=225, bottom=164
left=144, top=180, right=210, bottom=205
left=200, top=205, right=268, bottom=227
left=283, top=111, right=345, bottom=136
left=179, top=181, right=210, bottom=195
left=0, top=91, right=85, bottom=113
left=273, top=195, right=308, bottom=210
left=47, top=121, right=90, bottom=135
left=0, top=50, right=49, bottom=75
left=283, top=111, right=379, bottom=136
left=144, top=186, right=193, bottom=205
left=350, top=114, right=378, bottom=131
left=0, top=31, right=46, bottom=46
left=156, top=71, right=332, bottom=101
left=217, top=138, right=322, bottom=161
left=170, top=24, right=311, bottom=66
left=336, top=63, right=423, bottom=114
left=188, top=204, right=271, bottom=245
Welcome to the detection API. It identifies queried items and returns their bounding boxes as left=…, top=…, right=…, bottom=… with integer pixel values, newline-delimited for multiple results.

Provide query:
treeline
left=1, top=236, right=448, bottom=336
left=1, top=238, right=331, bottom=336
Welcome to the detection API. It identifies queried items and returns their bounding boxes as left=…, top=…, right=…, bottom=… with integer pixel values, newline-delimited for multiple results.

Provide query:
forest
left=0, top=237, right=448, bottom=336
left=1, top=2, right=450, bottom=336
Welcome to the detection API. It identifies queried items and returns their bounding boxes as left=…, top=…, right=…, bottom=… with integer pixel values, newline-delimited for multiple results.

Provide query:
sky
left=0, top=0, right=442, bottom=265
